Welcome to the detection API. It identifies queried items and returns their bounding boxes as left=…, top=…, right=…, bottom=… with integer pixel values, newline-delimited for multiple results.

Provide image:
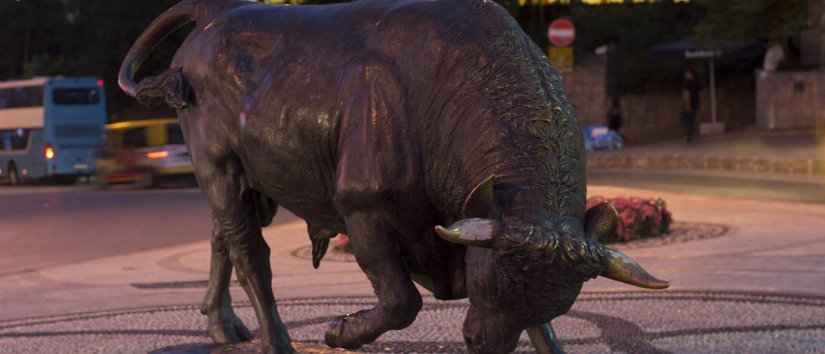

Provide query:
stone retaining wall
left=756, top=69, right=825, bottom=130
left=565, top=59, right=756, bottom=145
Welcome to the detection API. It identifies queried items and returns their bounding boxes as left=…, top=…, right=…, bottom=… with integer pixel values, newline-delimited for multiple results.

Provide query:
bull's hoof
left=324, top=311, right=381, bottom=350
left=207, top=313, right=252, bottom=345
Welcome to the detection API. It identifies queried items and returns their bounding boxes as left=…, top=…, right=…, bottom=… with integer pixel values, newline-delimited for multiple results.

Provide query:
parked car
left=583, top=124, right=624, bottom=152
left=96, top=118, right=193, bottom=187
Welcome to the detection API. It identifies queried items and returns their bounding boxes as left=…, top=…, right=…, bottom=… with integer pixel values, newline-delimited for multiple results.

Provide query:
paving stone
left=2, top=291, right=823, bottom=354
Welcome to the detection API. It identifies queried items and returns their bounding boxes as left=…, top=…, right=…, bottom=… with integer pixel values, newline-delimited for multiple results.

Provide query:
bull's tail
left=118, top=0, right=200, bottom=98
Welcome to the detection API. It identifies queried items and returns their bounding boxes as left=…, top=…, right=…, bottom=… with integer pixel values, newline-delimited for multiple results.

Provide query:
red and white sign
left=548, top=18, right=576, bottom=48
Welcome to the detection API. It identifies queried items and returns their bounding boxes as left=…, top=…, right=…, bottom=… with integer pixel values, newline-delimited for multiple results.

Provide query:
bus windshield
left=53, top=88, right=101, bottom=106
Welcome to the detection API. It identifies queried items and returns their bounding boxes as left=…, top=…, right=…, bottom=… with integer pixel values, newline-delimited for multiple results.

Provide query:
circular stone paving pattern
left=1, top=290, right=823, bottom=354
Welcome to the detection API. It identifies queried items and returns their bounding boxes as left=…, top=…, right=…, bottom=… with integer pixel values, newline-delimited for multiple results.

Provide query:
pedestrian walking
left=607, top=97, right=623, bottom=133
left=681, top=67, right=701, bottom=143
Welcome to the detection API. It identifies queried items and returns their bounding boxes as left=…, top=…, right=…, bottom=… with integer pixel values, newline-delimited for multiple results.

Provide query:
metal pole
left=710, top=56, right=717, bottom=124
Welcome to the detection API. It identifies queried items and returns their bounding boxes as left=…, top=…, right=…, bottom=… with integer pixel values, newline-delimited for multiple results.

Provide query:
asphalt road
left=0, top=186, right=298, bottom=277
left=2, top=171, right=824, bottom=278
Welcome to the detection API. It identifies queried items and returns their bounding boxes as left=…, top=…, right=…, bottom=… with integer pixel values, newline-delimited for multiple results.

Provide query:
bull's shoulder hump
left=206, top=2, right=350, bottom=35
left=375, top=0, right=510, bottom=35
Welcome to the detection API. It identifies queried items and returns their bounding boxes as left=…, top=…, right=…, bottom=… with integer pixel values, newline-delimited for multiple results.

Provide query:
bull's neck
left=488, top=107, right=587, bottom=225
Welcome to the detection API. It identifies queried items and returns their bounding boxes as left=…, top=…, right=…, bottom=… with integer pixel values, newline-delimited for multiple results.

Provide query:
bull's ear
left=440, top=176, right=499, bottom=248
left=462, top=175, right=496, bottom=218
left=435, top=218, right=498, bottom=248
left=585, top=202, right=619, bottom=241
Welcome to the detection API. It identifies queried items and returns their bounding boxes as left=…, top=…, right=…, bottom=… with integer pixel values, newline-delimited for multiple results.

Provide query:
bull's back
left=174, top=3, right=367, bottom=226
left=173, top=0, right=534, bottom=227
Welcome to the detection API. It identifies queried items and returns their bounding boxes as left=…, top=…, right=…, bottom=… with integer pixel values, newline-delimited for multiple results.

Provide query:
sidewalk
left=588, top=129, right=825, bottom=182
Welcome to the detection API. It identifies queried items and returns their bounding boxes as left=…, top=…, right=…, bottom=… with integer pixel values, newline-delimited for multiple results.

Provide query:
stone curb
left=588, top=152, right=825, bottom=178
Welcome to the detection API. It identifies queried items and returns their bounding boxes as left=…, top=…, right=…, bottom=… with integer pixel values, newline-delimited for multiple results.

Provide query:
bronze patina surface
left=155, top=341, right=360, bottom=354
left=119, top=1, right=669, bottom=353
left=214, top=341, right=359, bottom=354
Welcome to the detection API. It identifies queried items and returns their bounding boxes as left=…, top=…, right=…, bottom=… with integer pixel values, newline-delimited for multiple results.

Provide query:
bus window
left=11, top=129, right=29, bottom=150
left=1, top=130, right=10, bottom=150
left=122, top=128, right=147, bottom=149
left=0, top=129, right=30, bottom=151
left=0, top=89, right=9, bottom=109
left=0, top=87, right=44, bottom=109
left=53, top=88, right=100, bottom=106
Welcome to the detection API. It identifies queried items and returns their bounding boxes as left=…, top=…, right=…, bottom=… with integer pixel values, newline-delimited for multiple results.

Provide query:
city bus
left=0, top=77, right=107, bottom=185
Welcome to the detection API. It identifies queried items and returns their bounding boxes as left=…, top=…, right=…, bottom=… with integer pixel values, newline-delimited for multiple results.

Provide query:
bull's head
left=435, top=178, right=669, bottom=291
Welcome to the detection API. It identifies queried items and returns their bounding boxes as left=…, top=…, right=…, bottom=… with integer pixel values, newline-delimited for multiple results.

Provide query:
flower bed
left=587, top=196, right=673, bottom=244
left=332, top=197, right=673, bottom=252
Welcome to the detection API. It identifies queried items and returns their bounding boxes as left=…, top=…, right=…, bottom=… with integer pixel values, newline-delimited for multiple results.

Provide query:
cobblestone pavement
left=2, top=291, right=824, bottom=354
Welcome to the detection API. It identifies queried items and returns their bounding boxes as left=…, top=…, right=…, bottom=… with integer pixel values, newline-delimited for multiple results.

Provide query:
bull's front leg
left=325, top=59, right=421, bottom=349
left=197, top=154, right=293, bottom=354
left=463, top=304, right=523, bottom=354
left=462, top=248, right=525, bottom=354
left=200, top=222, right=251, bottom=344
left=324, top=211, right=423, bottom=349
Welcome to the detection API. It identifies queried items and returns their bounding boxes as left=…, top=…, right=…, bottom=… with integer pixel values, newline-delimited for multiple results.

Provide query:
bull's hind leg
left=201, top=178, right=278, bottom=344
left=324, top=211, right=423, bottom=349
left=200, top=226, right=251, bottom=344
left=195, top=152, right=293, bottom=354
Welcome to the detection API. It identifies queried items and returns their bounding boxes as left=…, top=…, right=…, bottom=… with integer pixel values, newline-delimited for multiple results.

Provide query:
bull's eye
left=493, top=183, right=523, bottom=210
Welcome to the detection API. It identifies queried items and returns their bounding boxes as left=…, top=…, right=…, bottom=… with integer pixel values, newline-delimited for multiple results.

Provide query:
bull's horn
left=434, top=218, right=498, bottom=248
left=601, top=248, right=670, bottom=289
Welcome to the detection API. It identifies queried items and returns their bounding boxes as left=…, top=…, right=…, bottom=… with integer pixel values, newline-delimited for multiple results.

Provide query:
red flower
left=335, top=234, right=350, bottom=247
left=587, top=196, right=673, bottom=243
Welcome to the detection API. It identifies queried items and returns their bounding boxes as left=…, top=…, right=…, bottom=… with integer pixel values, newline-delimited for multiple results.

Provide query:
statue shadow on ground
left=151, top=340, right=359, bottom=354
left=149, top=342, right=217, bottom=354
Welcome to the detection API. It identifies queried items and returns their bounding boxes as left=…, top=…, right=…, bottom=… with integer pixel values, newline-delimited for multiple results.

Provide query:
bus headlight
left=44, top=144, right=55, bottom=160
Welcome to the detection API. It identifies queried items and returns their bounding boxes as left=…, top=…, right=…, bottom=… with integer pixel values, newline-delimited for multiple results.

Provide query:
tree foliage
left=693, top=0, right=807, bottom=44
left=0, top=0, right=188, bottom=119
left=0, top=0, right=808, bottom=117
left=568, top=2, right=702, bottom=92
left=0, top=0, right=68, bottom=79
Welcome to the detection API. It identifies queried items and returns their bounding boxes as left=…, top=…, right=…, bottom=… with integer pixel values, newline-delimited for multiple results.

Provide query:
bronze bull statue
left=119, top=0, right=669, bottom=353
